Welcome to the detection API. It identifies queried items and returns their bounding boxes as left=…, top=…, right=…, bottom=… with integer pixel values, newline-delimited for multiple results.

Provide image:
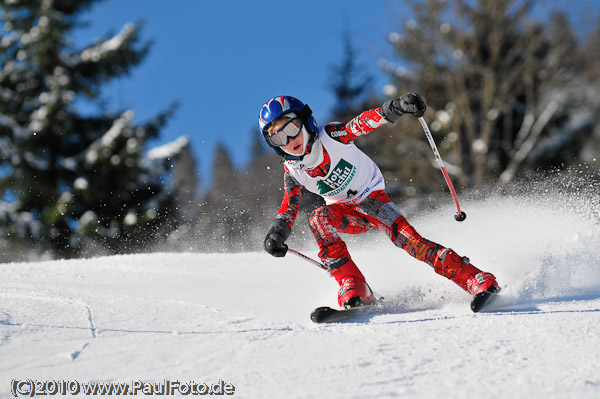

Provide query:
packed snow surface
left=1, top=187, right=599, bottom=398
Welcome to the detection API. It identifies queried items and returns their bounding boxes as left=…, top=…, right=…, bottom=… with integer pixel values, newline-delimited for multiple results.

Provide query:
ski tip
left=310, top=307, right=335, bottom=323
left=310, top=300, right=384, bottom=324
left=470, top=288, right=499, bottom=313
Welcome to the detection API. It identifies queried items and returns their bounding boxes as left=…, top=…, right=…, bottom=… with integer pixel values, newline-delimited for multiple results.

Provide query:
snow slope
left=1, top=184, right=599, bottom=399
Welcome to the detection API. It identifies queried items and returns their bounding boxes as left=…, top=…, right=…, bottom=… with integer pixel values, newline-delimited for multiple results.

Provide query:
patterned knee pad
left=308, top=206, right=351, bottom=269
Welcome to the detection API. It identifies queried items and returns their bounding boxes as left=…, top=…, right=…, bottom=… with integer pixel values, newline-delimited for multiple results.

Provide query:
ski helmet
left=258, top=95, right=318, bottom=160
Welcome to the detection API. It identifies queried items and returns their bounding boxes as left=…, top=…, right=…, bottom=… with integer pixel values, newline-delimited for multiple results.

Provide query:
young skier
left=259, top=93, right=500, bottom=309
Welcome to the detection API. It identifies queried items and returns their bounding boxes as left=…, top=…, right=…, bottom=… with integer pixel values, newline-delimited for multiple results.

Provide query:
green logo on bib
left=316, top=158, right=356, bottom=196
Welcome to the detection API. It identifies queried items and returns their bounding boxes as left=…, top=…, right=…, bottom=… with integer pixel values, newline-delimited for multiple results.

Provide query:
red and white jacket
left=276, top=106, right=390, bottom=229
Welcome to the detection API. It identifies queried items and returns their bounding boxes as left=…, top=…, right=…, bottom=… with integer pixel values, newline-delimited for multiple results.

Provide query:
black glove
left=264, top=219, right=291, bottom=257
left=382, top=92, right=427, bottom=122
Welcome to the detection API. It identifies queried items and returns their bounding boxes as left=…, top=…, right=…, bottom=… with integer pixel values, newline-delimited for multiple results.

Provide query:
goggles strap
left=298, top=104, right=312, bottom=121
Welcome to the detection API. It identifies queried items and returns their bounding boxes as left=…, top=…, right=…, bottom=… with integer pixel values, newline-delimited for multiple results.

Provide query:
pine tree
left=0, top=0, right=181, bottom=258
left=198, top=143, right=247, bottom=251
left=210, top=143, right=238, bottom=201
left=171, top=137, right=199, bottom=221
left=328, top=31, right=374, bottom=122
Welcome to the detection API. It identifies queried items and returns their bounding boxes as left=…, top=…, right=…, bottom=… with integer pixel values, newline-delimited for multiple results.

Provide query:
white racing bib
left=285, top=127, right=385, bottom=205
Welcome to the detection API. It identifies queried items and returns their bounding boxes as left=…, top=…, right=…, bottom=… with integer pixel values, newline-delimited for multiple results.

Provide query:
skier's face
left=270, top=117, right=305, bottom=155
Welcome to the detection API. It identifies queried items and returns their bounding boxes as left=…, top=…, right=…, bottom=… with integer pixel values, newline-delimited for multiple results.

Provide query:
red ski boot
left=434, top=248, right=500, bottom=296
left=329, top=258, right=375, bottom=309
left=466, top=272, right=500, bottom=296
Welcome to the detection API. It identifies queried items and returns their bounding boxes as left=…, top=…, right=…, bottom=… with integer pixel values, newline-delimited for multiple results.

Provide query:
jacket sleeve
left=275, top=167, right=303, bottom=231
left=324, top=106, right=389, bottom=144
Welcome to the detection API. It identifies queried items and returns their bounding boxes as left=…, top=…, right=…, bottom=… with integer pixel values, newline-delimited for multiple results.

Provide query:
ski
left=312, top=288, right=500, bottom=321
left=470, top=287, right=500, bottom=312
left=311, top=301, right=382, bottom=323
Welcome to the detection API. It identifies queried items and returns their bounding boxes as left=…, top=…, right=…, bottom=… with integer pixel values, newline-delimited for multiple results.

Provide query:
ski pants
left=308, top=190, right=444, bottom=272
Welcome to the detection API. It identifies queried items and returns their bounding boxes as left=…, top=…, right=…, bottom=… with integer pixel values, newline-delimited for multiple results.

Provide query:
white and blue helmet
left=258, top=95, right=318, bottom=160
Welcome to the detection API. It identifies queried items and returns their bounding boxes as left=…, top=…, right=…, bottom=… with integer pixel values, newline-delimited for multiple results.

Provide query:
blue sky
left=72, top=0, right=394, bottom=190
left=72, top=0, right=598, bottom=191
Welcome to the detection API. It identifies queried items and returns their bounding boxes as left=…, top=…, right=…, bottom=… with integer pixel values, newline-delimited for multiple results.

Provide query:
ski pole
left=287, top=248, right=330, bottom=272
left=418, top=117, right=467, bottom=222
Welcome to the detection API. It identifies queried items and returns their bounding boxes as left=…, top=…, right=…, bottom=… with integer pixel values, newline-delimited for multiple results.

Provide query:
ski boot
left=434, top=248, right=500, bottom=295
left=466, top=272, right=500, bottom=296
left=329, top=258, right=375, bottom=309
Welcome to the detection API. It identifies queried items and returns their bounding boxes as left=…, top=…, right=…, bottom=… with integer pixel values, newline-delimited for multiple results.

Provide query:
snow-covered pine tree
left=0, top=0, right=182, bottom=259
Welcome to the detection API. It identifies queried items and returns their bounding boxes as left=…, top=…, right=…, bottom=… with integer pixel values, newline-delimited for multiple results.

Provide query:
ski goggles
left=268, top=118, right=303, bottom=147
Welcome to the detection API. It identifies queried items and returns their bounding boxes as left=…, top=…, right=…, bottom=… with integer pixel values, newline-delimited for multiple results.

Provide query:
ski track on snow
left=0, top=291, right=98, bottom=364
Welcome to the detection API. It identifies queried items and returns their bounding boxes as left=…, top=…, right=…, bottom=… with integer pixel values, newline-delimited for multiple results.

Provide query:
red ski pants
left=308, top=190, right=444, bottom=271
